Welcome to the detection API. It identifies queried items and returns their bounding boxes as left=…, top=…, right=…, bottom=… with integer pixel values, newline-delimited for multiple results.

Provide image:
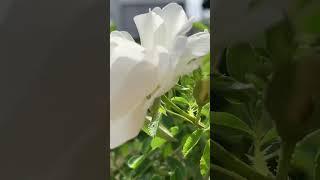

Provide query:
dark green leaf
left=168, top=157, right=186, bottom=179
left=226, top=43, right=259, bottom=82
left=260, top=128, right=279, bottom=147
left=314, top=150, right=320, bottom=180
left=212, top=112, right=255, bottom=138
left=213, top=74, right=255, bottom=103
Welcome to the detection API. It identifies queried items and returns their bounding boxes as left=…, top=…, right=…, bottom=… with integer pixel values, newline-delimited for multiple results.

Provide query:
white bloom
left=110, top=3, right=210, bottom=149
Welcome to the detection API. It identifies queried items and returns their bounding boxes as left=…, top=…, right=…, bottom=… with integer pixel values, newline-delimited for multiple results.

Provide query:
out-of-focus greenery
left=211, top=0, right=320, bottom=180
left=110, top=22, right=211, bottom=179
left=110, top=21, right=116, bottom=32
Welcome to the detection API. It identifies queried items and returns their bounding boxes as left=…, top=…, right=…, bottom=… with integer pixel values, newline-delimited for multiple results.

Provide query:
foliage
left=211, top=1, right=320, bottom=179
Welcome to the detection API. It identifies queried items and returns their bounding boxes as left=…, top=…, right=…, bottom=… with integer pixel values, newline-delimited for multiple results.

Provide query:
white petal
left=110, top=36, right=145, bottom=98
left=133, top=11, right=164, bottom=49
left=110, top=32, right=144, bottom=66
left=110, top=57, right=139, bottom=99
left=171, top=36, right=188, bottom=58
left=186, top=31, right=210, bottom=57
left=153, top=3, right=192, bottom=47
left=110, top=101, right=148, bottom=149
left=177, top=31, right=210, bottom=76
left=111, top=60, right=158, bottom=120
left=110, top=31, right=135, bottom=42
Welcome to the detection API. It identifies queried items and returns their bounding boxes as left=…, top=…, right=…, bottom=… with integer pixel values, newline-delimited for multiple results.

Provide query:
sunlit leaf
left=182, top=130, right=203, bottom=158
left=200, top=140, right=210, bottom=176
left=127, top=155, right=146, bottom=169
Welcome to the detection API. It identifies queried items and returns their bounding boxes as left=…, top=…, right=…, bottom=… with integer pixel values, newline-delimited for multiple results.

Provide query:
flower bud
left=265, top=55, right=320, bottom=143
left=193, top=78, right=210, bottom=107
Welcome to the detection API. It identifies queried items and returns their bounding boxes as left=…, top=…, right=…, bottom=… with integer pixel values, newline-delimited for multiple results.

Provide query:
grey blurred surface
left=0, top=0, right=106, bottom=179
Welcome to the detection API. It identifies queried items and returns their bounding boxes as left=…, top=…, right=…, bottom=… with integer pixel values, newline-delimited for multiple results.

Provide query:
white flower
left=110, top=3, right=210, bottom=149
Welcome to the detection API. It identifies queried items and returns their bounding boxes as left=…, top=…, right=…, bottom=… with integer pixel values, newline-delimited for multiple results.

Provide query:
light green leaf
left=200, top=140, right=210, bottom=176
left=193, top=22, right=209, bottom=31
left=143, top=118, right=177, bottom=142
left=182, top=129, right=203, bottom=158
left=162, top=143, right=173, bottom=158
left=171, top=97, right=189, bottom=107
left=150, top=137, right=166, bottom=150
left=127, top=155, right=146, bottom=169
left=148, top=112, right=162, bottom=137
left=170, top=126, right=180, bottom=136
left=201, top=53, right=210, bottom=77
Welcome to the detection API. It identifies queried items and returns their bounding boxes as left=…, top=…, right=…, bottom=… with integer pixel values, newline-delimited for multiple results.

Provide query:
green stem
left=166, top=109, right=194, bottom=125
left=211, top=164, right=247, bottom=180
left=161, top=95, right=197, bottom=123
left=212, top=140, right=274, bottom=180
left=196, top=105, right=203, bottom=122
left=276, top=141, right=296, bottom=180
left=166, top=109, right=205, bottom=129
left=150, top=97, right=161, bottom=119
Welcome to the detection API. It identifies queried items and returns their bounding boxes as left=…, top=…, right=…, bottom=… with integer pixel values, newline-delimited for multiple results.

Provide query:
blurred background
left=110, top=0, right=210, bottom=39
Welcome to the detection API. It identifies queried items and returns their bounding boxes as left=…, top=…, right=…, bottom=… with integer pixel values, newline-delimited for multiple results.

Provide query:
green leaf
left=193, top=78, right=210, bottom=106
left=162, top=143, right=173, bottom=158
left=213, top=74, right=255, bottom=103
left=226, top=43, right=258, bottom=82
left=150, top=137, right=166, bottom=150
left=182, top=129, right=203, bottom=158
left=314, top=150, right=320, bottom=180
left=143, top=118, right=177, bottom=142
left=249, top=140, right=273, bottom=176
left=148, top=113, right=162, bottom=137
left=127, top=155, right=146, bottom=169
left=193, top=22, right=209, bottom=31
left=260, top=127, right=279, bottom=147
left=212, top=112, right=255, bottom=138
left=150, top=126, right=180, bottom=150
left=148, top=98, right=162, bottom=137
left=151, top=175, right=162, bottom=180
left=168, top=157, right=186, bottom=179
left=212, top=140, right=273, bottom=180
left=171, top=97, right=189, bottom=107
left=200, top=140, right=210, bottom=176
left=170, top=126, right=180, bottom=136
left=201, top=53, right=210, bottom=77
